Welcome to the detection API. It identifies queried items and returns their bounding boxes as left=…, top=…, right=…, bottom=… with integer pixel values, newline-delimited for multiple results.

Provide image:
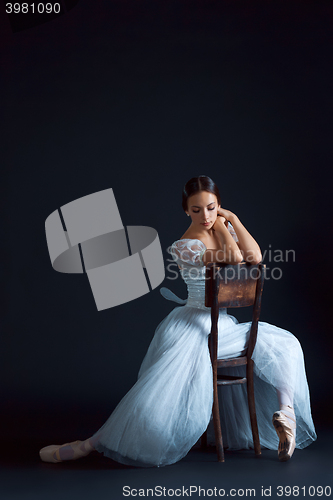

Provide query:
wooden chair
left=202, top=261, right=265, bottom=462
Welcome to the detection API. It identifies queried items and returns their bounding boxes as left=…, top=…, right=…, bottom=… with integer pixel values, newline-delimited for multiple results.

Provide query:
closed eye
left=192, top=207, right=215, bottom=213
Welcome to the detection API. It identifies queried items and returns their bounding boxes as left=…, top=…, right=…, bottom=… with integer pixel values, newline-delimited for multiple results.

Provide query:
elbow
left=245, top=250, right=262, bottom=265
left=233, top=250, right=244, bottom=264
left=253, top=251, right=262, bottom=265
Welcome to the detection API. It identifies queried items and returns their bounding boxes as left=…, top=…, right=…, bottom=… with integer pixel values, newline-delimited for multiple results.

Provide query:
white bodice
left=179, top=264, right=209, bottom=310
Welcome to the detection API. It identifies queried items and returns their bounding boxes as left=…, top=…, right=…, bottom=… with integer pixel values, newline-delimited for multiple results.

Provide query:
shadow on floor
left=0, top=426, right=332, bottom=500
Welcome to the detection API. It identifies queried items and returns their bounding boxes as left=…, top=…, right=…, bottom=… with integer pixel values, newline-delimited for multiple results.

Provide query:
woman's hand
left=217, top=207, right=235, bottom=222
left=212, top=214, right=226, bottom=230
left=215, top=207, right=236, bottom=230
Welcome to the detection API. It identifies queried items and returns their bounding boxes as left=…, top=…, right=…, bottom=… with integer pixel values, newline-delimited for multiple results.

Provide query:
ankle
left=79, top=438, right=95, bottom=454
left=279, top=405, right=296, bottom=439
left=280, top=405, right=295, bottom=419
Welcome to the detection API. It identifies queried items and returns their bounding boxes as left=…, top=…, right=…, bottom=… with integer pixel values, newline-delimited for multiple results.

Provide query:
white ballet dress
left=92, top=225, right=317, bottom=467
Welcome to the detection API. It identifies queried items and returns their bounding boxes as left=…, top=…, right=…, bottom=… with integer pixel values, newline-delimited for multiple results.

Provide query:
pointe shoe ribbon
left=39, top=439, right=94, bottom=463
left=272, top=405, right=296, bottom=462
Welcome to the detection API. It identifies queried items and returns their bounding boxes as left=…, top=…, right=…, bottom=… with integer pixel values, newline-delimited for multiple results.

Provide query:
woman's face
left=185, top=191, right=220, bottom=231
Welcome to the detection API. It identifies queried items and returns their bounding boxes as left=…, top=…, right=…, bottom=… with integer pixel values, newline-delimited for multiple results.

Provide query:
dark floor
left=1, top=426, right=332, bottom=500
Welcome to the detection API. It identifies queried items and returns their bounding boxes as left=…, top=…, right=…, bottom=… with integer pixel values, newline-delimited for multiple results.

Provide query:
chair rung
left=217, top=356, right=247, bottom=368
left=217, top=375, right=247, bottom=386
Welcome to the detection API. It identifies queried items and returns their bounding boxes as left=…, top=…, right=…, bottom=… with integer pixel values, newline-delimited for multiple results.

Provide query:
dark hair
left=182, top=176, right=221, bottom=212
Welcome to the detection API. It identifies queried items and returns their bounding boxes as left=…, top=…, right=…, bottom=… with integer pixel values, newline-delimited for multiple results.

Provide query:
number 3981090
left=5, top=3, right=61, bottom=14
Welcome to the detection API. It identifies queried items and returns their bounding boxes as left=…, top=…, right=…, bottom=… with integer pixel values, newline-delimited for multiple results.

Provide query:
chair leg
left=209, top=289, right=224, bottom=462
left=212, top=384, right=225, bottom=462
left=201, top=429, right=208, bottom=449
left=247, top=359, right=261, bottom=456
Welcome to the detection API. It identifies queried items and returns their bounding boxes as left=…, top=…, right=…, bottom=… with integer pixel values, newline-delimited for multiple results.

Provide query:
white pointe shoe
left=39, top=439, right=94, bottom=463
left=272, top=404, right=296, bottom=462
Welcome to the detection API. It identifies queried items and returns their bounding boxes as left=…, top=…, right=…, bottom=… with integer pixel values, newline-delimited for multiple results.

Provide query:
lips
left=201, top=222, right=210, bottom=226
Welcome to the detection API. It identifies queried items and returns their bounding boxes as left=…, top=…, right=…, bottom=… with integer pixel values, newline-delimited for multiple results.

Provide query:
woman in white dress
left=39, top=176, right=316, bottom=466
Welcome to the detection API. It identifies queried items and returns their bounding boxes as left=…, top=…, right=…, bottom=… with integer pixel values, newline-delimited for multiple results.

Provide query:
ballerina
left=40, top=175, right=316, bottom=466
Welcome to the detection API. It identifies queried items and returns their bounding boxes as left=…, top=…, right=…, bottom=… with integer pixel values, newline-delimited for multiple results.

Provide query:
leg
left=276, top=388, right=296, bottom=438
left=270, top=335, right=300, bottom=460
left=39, top=436, right=97, bottom=463
left=273, top=389, right=296, bottom=462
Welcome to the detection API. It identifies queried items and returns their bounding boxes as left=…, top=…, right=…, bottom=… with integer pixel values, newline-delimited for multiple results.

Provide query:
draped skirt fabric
left=92, top=305, right=316, bottom=467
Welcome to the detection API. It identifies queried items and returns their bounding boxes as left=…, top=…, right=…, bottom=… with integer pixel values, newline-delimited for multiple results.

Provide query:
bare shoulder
left=180, top=228, right=203, bottom=241
left=179, top=229, right=211, bottom=248
left=179, top=229, right=194, bottom=240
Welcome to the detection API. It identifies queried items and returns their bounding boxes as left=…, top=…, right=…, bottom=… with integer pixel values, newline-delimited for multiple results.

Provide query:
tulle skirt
left=92, top=305, right=317, bottom=467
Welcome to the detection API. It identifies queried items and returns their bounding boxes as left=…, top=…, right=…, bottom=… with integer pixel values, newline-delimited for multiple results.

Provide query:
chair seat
left=217, top=374, right=247, bottom=386
left=217, top=355, right=247, bottom=368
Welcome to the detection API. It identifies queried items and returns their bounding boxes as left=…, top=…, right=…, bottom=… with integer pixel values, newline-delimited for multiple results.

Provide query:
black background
left=0, top=0, right=332, bottom=497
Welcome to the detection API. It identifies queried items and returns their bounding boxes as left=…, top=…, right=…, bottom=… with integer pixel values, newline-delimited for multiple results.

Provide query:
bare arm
left=201, top=216, right=243, bottom=265
left=218, top=209, right=262, bottom=264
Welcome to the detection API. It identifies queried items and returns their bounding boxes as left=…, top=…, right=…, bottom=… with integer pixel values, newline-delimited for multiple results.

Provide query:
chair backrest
left=205, top=262, right=265, bottom=360
left=205, top=262, right=264, bottom=308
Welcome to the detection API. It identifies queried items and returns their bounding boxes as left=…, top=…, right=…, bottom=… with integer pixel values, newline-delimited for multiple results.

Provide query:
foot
left=39, top=438, right=95, bottom=463
left=272, top=405, right=296, bottom=462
